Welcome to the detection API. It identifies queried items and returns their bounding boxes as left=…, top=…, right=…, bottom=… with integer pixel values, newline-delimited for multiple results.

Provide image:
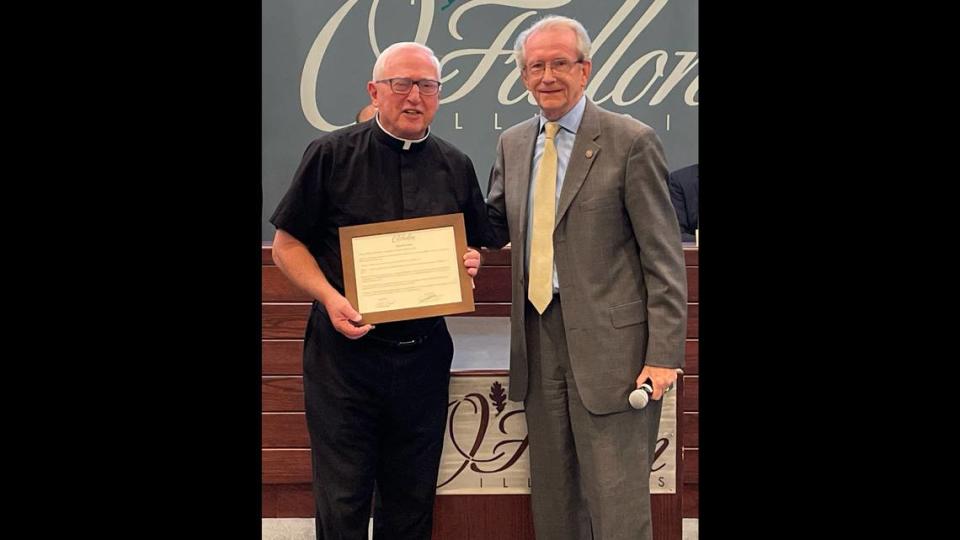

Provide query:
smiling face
left=368, top=46, right=440, bottom=139
left=521, top=26, right=592, bottom=121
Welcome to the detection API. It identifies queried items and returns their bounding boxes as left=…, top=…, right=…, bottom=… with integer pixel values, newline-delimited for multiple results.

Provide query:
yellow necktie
left=529, top=121, right=559, bottom=314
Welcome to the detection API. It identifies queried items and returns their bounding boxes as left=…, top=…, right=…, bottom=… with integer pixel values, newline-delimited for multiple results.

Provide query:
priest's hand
left=463, top=248, right=481, bottom=289
left=324, top=293, right=374, bottom=339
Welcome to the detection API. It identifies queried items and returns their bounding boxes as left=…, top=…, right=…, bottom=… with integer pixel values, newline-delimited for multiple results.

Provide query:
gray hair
left=372, top=42, right=441, bottom=81
left=513, top=15, right=592, bottom=70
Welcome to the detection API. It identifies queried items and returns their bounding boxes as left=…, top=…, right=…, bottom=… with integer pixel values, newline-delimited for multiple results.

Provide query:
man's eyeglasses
left=376, top=78, right=441, bottom=96
left=523, top=58, right=584, bottom=77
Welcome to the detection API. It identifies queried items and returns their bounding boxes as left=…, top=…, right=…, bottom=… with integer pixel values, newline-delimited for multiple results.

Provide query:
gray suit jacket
left=486, top=100, right=687, bottom=415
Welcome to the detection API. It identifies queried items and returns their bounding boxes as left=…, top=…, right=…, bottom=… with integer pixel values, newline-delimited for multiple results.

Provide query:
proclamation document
left=339, top=213, right=475, bottom=324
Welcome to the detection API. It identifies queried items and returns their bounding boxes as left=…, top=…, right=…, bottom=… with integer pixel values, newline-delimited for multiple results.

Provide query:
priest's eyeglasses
left=376, top=78, right=441, bottom=96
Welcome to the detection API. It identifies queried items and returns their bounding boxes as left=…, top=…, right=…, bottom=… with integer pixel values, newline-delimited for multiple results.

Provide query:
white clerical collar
left=375, top=112, right=430, bottom=150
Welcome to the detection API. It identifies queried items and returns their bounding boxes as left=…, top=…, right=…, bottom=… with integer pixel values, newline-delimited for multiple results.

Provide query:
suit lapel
left=556, top=100, right=602, bottom=226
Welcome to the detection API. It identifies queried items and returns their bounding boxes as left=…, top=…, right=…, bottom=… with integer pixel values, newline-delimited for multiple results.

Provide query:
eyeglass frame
left=374, top=77, right=442, bottom=96
left=522, top=57, right=585, bottom=77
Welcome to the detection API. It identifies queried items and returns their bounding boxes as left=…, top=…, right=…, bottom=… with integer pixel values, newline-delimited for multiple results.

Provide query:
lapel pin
left=585, top=149, right=594, bottom=159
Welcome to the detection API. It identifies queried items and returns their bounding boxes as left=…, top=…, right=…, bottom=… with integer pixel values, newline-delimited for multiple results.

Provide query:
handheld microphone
left=629, top=370, right=682, bottom=409
left=628, top=381, right=654, bottom=409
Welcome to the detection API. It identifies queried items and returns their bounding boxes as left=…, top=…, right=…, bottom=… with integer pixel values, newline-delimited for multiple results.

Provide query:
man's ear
left=580, top=59, right=592, bottom=89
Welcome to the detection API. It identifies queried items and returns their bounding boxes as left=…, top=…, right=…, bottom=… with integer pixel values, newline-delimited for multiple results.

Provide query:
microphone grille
left=628, top=388, right=649, bottom=409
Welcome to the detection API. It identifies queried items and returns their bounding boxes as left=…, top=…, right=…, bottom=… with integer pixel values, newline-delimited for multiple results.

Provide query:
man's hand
left=463, top=248, right=482, bottom=289
left=324, top=293, right=374, bottom=339
left=636, top=365, right=682, bottom=401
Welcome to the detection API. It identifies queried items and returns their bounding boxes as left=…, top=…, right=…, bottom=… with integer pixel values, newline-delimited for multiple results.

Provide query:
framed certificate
left=339, top=213, right=475, bottom=324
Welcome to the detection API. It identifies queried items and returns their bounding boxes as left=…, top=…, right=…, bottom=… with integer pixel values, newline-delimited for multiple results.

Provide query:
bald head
left=372, top=42, right=441, bottom=81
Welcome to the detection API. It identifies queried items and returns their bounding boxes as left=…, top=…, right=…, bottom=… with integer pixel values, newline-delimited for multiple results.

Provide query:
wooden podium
left=262, top=245, right=699, bottom=538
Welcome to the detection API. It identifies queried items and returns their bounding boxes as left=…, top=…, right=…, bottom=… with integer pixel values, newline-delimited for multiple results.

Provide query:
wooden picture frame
left=339, top=213, right=475, bottom=324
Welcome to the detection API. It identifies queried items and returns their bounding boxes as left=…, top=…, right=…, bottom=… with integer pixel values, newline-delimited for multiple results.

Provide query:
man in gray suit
left=485, top=15, right=688, bottom=540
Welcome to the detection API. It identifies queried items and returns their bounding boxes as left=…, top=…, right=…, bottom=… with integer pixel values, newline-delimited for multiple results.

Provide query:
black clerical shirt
left=271, top=119, right=493, bottom=339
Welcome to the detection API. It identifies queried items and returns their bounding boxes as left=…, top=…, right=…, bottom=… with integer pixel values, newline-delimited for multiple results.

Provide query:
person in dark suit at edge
left=668, top=163, right=698, bottom=243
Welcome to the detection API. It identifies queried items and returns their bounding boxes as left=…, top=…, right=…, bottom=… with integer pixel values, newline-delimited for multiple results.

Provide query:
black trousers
left=303, top=305, right=454, bottom=540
